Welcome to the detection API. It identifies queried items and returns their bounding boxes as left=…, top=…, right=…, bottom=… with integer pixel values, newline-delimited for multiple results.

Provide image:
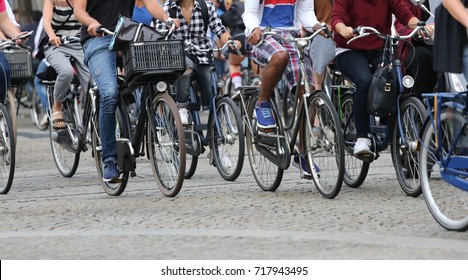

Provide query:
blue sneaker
left=255, top=101, right=276, bottom=129
left=293, top=154, right=320, bottom=177
left=103, top=158, right=120, bottom=182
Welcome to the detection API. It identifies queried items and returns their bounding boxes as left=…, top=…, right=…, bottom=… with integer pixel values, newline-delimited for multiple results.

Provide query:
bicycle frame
left=422, top=92, right=468, bottom=191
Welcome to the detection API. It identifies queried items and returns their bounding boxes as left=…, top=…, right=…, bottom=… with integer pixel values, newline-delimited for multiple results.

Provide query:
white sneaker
left=179, top=108, right=189, bottom=125
left=354, top=138, right=372, bottom=156
left=218, top=147, right=232, bottom=168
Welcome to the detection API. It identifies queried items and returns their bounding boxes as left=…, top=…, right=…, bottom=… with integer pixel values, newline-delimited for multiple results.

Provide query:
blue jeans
left=176, top=56, right=212, bottom=107
left=0, top=53, right=11, bottom=104
left=34, top=59, right=49, bottom=110
left=336, top=49, right=381, bottom=138
left=463, top=42, right=468, bottom=82
left=83, top=36, right=118, bottom=162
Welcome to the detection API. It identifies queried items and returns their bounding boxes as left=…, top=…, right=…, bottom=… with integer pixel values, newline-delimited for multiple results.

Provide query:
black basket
left=122, top=40, right=186, bottom=83
left=2, top=46, right=34, bottom=84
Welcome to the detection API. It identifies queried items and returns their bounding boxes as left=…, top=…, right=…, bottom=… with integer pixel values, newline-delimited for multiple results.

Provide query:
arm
left=297, top=0, right=319, bottom=32
left=332, top=0, right=353, bottom=39
left=74, top=0, right=102, bottom=37
left=0, top=10, right=21, bottom=39
left=242, top=0, right=261, bottom=37
left=443, top=0, right=468, bottom=28
left=142, top=0, right=179, bottom=27
left=43, top=0, right=62, bottom=47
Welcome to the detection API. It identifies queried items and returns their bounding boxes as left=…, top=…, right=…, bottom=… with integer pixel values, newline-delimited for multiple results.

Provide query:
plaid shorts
left=247, top=31, right=314, bottom=90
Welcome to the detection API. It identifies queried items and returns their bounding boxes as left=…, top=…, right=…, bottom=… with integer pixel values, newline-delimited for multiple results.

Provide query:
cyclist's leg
left=82, top=36, right=120, bottom=180
left=175, top=56, right=194, bottom=124
left=310, top=34, right=335, bottom=91
left=45, top=47, right=75, bottom=129
left=249, top=36, right=288, bottom=128
left=35, top=59, right=49, bottom=110
left=71, top=45, right=92, bottom=97
left=0, top=52, right=11, bottom=104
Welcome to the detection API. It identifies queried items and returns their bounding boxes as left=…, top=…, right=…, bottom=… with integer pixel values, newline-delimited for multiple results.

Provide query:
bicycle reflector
left=402, top=75, right=414, bottom=89
left=156, top=81, right=168, bottom=92
left=216, top=78, right=225, bottom=88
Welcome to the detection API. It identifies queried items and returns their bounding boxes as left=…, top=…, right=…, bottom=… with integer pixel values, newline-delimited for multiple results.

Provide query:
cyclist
left=331, top=0, right=419, bottom=157
left=0, top=0, right=28, bottom=105
left=154, top=0, right=241, bottom=125
left=43, top=0, right=91, bottom=130
left=394, top=0, right=437, bottom=99
left=74, top=0, right=179, bottom=182
left=243, top=0, right=320, bottom=175
left=434, top=0, right=468, bottom=80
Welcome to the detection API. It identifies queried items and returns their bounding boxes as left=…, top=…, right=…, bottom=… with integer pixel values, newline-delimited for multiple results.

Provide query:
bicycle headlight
left=402, top=75, right=414, bottom=89
left=216, top=78, right=225, bottom=88
left=156, top=81, right=168, bottom=92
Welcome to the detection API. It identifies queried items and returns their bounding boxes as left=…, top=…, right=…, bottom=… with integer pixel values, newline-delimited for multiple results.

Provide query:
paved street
left=0, top=108, right=467, bottom=260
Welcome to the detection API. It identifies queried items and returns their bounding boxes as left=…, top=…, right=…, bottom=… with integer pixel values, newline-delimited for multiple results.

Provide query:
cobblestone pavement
left=0, top=110, right=467, bottom=260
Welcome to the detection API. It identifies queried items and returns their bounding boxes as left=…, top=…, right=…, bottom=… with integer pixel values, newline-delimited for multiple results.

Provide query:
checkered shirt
left=154, top=0, right=227, bottom=65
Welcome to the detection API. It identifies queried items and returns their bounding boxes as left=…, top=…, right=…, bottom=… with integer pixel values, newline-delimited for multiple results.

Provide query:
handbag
left=35, top=0, right=73, bottom=60
left=108, top=17, right=165, bottom=51
left=367, top=36, right=398, bottom=116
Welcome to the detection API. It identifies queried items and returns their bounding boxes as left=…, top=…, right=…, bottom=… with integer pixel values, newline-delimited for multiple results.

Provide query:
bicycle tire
left=31, top=88, right=48, bottom=130
left=184, top=107, right=198, bottom=179
left=6, top=90, right=17, bottom=144
left=340, top=94, right=370, bottom=188
left=303, top=91, right=345, bottom=199
left=208, top=96, right=245, bottom=181
left=245, top=91, right=284, bottom=191
left=49, top=98, right=80, bottom=178
left=92, top=101, right=129, bottom=196
left=419, top=108, right=468, bottom=231
left=0, top=104, right=15, bottom=194
left=391, top=96, right=427, bottom=197
left=147, top=93, right=186, bottom=197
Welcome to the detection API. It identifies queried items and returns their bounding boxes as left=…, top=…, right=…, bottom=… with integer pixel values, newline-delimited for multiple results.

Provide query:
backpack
left=169, top=0, right=209, bottom=33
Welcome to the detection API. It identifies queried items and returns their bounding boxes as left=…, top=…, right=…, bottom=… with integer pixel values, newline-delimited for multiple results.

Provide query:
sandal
left=52, top=111, right=67, bottom=129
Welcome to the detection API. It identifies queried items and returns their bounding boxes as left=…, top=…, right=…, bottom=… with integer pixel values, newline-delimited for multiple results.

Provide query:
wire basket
left=122, top=40, right=186, bottom=83
left=2, top=46, right=34, bottom=84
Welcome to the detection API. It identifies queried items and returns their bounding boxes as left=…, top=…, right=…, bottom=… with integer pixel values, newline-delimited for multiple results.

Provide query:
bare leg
left=257, top=51, right=289, bottom=104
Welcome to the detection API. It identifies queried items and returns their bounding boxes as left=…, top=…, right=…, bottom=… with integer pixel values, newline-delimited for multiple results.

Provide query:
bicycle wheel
left=0, top=104, right=15, bottom=194
left=208, top=96, right=245, bottom=181
left=391, top=96, right=427, bottom=197
left=91, top=102, right=129, bottom=196
left=49, top=99, right=80, bottom=177
left=6, top=89, right=17, bottom=144
left=31, top=88, right=48, bottom=130
left=245, top=91, right=284, bottom=191
left=147, top=93, right=186, bottom=197
left=420, top=108, right=468, bottom=231
left=340, top=94, right=370, bottom=188
left=303, top=91, right=344, bottom=199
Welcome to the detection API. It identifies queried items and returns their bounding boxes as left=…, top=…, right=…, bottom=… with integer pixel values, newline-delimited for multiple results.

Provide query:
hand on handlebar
left=49, top=35, right=62, bottom=47
left=13, top=31, right=33, bottom=46
left=88, top=21, right=104, bottom=37
left=247, top=28, right=262, bottom=45
left=339, top=26, right=355, bottom=40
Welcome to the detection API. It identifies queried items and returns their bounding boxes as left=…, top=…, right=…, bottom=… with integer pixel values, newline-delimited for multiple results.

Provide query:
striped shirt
left=48, top=0, right=81, bottom=37
left=154, top=0, right=227, bottom=65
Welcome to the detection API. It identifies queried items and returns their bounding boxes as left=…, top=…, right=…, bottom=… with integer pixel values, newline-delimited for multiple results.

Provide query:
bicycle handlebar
left=0, top=30, right=34, bottom=50
left=348, top=21, right=431, bottom=44
left=185, top=39, right=242, bottom=56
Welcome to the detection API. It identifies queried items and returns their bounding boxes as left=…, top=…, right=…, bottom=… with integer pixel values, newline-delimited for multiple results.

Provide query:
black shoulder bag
left=35, top=0, right=73, bottom=60
left=367, top=36, right=398, bottom=116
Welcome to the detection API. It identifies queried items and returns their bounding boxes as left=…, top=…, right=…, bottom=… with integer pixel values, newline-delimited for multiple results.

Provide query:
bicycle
left=419, top=90, right=468, bottom=231
left=39, top=35, right=91, bottom=178
left=238, top=24, right=346, bottom=199
left=92, top=26, right=186, bottom=196
left=182, top=39, right=245, bottom=181
left=0, top=32, right=33, bottom=194
left=338, top=23, right=429, bottom=197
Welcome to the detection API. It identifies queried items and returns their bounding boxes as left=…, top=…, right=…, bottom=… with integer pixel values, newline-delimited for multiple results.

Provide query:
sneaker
left=255, top=101, right=276, bottom=129
left=292, top=154, right=320, bottom=177
left=354, top=137, right=372, bottom=156
left=218, top=147, right=232, bottom=168
left=179, top=108, right=189, bottom=125
left=103, top=159, right=120, bottom=182
left=231, top=88, right=241, bottom=101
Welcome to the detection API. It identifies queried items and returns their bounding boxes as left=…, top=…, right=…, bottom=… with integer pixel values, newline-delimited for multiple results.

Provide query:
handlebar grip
left=352, top=27, right=361, bottom=35
left=324, top=28, right=333, bottom=38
